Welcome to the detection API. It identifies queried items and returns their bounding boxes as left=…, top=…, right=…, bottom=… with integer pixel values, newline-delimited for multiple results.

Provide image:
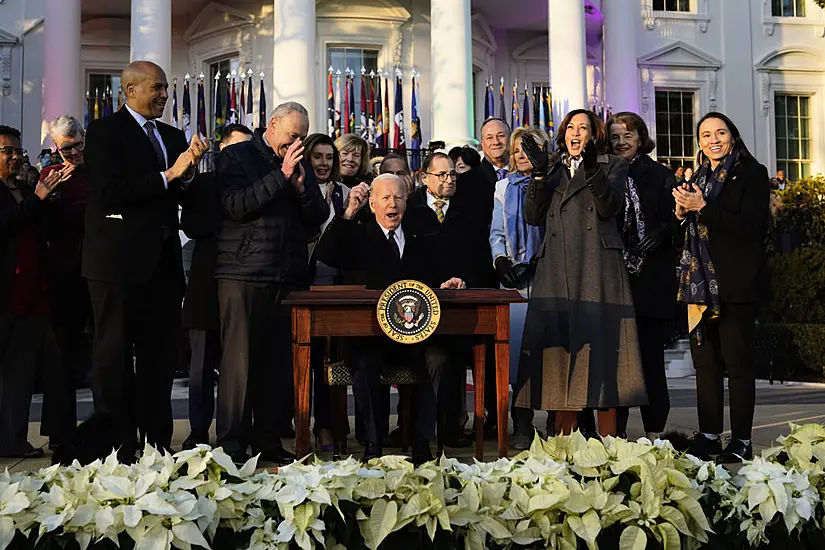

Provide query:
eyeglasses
left=425, top=171, right=457, bottom=183
left=58, top=141, right=84, bottom=155
left=0, top=147, right=26, bottom=157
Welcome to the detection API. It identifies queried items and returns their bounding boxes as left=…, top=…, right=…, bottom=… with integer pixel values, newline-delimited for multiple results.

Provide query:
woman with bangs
left=515, top=109, right=647, bottom=438
left=334, top=134, right=372, bottom=189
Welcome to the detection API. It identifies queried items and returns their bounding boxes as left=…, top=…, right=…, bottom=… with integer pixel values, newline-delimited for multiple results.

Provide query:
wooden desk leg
left=495, top=305, right=511, bottom=458
left=472, top=341, right=486, bottom=461
left=293, top=307, right=312, bottom=459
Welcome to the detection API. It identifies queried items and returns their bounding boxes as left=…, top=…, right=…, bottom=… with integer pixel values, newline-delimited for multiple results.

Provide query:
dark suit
left=180, top=172, right=222, bottom=437
left=454, top=158, right=503, bottom=229
left=316, top=217, right=452, bottom=446
left=83, top=106, right=191, bottom=456
left=0, top=180, right=50, bottom=455
left=404, top=186, right=497, bottom=436
left=616, top=155, right=678, bottom=435
left=685, top=156, right=771, bottom=440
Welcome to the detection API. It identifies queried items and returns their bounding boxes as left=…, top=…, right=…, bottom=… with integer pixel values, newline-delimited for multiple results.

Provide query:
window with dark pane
left=327, top=47, right=380, bottom=133
left=653, top=0, right=690, bottom=12
left=654, top=89, right=696, bottom=169
left=207, top=57, right=240, bottom=134
left=774, top=93, right=811, bottom=182
left=772, top=0, right=806, bottom=17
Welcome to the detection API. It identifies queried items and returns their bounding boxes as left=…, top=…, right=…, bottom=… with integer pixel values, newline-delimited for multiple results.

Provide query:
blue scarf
left=504, top=173, right=543, bottom=264
left=677, top=151, right=737, bottom=334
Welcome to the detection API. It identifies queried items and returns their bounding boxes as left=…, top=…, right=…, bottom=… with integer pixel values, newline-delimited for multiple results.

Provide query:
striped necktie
left=144, top=121, right=167, bottom=169
left=434, top=200, right=446, bottom=223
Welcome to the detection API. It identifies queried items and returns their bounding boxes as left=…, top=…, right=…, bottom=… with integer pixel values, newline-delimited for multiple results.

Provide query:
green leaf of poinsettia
left=619, top=525, right=647, bottom=550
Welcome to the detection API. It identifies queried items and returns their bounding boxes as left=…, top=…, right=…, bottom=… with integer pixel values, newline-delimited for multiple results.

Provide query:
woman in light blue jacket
left=489, top=126, right=547, bottom=450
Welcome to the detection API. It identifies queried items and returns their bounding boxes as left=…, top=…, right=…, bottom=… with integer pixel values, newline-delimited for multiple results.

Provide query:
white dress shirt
left=378, top=223, right=406, bottom=259
left=125, top=104, right=170, bottom=189
left=426, top=191, right=450, bottom=218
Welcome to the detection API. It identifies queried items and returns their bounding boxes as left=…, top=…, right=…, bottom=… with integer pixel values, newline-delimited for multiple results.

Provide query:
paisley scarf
left=677, top=151, right=738, bottom=334
left=622, top=156, right=647, bottom=274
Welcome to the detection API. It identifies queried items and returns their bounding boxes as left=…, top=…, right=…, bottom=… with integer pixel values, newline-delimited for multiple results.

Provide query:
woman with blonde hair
left=489, top=126, right=547, bottom=448
left=334, top=134, right=372, bottom=188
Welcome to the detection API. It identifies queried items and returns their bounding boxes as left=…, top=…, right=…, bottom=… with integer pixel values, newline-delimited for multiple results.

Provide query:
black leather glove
left=582, top=140, right=598, bottom=174
left=494, top=256, right=518, bottom=288
left=639, top=226, right=671, bottom=254
left=510, top=262, right=532, bottom=289
left=521, top=134, right=550, bottom=177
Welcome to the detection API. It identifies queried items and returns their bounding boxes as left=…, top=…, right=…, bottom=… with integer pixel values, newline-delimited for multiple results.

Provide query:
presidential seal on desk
left=377, top=280, right=441, bottom=344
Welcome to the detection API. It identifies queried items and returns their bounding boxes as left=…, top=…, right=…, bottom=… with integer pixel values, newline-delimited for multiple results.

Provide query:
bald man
left=82, top=61, right=209, bottom=461
left=316, top=175, right=465, bottom=464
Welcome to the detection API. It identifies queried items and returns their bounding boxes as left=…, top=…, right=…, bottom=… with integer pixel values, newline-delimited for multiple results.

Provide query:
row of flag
left=325, top=67, right=422, bottom=169
left=84, top=88, right=122, bottom=129
left=484, top=78, right=555, bottom=140
left=170, top=71, right=267, bottom=143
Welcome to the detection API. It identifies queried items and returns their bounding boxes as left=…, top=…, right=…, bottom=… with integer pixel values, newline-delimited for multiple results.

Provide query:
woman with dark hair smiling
left=607, top=111, right=678, bottom=441
left=672, top=112, right=770, bottom=464
left=516, top=109, right=646, bottom=437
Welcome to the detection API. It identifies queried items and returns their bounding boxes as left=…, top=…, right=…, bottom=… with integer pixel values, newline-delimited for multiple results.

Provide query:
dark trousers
left=617, top=317, right=670, bottom=435
left=217, top=280, right=293, bottom=454
left=311, top=339, right=333, bottom=432
left=0, top=314, right=48, bottom=454
left=188, top=329, right=221, bottom=435
left=41, top=274, right=91, bottom=441
left=348, top=338, right=448, bottom=445
left=690, top=302, right=760, bottom=441
left=88, top=268, right=182, bottom=455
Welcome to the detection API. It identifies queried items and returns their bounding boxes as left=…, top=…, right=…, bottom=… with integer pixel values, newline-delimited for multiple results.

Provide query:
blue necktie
left=145, top=121, right=167, bottom=170
left=496, top=168, right=509, bottom=181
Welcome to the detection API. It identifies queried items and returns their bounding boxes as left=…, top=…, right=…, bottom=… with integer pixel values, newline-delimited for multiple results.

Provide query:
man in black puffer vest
left=214, top=102, right=328, bottom=464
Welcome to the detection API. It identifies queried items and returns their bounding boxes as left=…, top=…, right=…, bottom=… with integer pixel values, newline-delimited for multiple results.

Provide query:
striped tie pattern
left=144, top=121, right=167, bottom=169
left=434, top=200, right=446, bottom=223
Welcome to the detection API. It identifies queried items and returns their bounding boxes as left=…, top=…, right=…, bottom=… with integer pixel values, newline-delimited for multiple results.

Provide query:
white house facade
left=1, top=0, right=824, bottom=180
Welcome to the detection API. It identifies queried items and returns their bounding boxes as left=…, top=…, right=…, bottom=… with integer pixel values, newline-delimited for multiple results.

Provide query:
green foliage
left=754, top=324, right=825, bottom=379
left=765, top=248, right=825, bottom=324
left=773, top=175, right=825, bottom=249
left=814, top=0, right=825, bottom=9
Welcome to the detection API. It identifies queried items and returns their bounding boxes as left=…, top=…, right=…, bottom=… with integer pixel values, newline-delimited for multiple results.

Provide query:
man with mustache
left=83, top=61, right=210, bottom=461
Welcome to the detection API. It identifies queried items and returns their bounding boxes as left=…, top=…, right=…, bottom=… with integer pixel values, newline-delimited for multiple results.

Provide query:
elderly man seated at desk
left=315, top=174, right=465, bottom=464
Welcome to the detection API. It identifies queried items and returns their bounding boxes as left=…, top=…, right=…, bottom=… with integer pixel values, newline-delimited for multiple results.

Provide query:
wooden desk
left=284, top=288, right=525, bottom=460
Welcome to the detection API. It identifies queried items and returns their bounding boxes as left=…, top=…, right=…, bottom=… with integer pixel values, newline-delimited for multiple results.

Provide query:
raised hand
left=166, top=150, right=195, bottom=182
left=281, top=139, right=305, bottom=181
left=343, top=182, right=370, bottom=219
left=582, top=140, right=598, bottom=172
left=520, top=134, right=549, bottom=176
left=35, top=164, right=75, bottom=199
left=188, top=134, right=210, bottom=164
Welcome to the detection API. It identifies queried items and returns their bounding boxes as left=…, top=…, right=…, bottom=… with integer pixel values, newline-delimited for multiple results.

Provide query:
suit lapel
left=117, top=108, right=163, bottom=169
left=367, top=221, right=399, bottom=265
left=560, top=154, right=611, bottom=206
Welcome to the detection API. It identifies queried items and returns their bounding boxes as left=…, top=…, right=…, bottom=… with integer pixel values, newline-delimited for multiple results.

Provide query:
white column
left=43, top=0, right=82, bottom=125
left=130, top=0, right=172, bottom=77
left=603, top=0, right=641, bottom=114
left=272, top=0, right=317, bottom=128
left=431, top=0, right=475, bottom=146
left=548, top=0, right=588, bottom=127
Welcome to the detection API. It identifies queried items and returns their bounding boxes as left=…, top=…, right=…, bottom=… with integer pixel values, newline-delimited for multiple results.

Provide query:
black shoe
left=483, top=422, right=498, bottom=441
left=716, top=439, right=753, bottom=464
left=182, top=431, right=209, bottom=450
left=253, top=445, right=295, bottom=465
left=440, top=431, right=473, bottom=449
left=411, top=439, right=434, bottom=466
left=688, top=433, right=723, bottom=461
left=0, top=446, right=45, bottom=459
left=362, top=442, right=382, bottom=462
left=384, top=428, right=403, bottom=448
left=281, top=425, right=296, bottom=439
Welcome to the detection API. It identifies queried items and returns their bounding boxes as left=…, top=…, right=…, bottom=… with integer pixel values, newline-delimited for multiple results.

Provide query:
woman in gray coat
left=517, top=109, right=647, bottom=436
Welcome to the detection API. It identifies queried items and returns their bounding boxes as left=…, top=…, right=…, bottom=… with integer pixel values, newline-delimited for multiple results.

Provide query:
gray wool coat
left=514, top=154, right=648, bottom=411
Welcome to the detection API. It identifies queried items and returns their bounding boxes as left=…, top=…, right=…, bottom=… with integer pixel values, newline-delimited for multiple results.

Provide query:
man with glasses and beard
left=39, top=116, right=94, bottom=451
left=0, top=125, right=65, bottom=457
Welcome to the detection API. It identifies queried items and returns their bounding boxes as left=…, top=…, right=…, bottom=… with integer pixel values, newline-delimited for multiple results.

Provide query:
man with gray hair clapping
left=214, top=101, right=328, bottom=465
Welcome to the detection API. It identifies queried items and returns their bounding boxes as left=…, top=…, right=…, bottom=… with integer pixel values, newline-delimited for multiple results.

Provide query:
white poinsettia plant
left=0, top=425, right=824, bottom=550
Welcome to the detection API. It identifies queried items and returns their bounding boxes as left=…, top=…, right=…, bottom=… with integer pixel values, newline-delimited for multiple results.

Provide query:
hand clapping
left=35, top=164, right=75, bottom=200
left=281, top=139, right=305, bottom=183
left=343, top=182, right=370, bottom=219
left=672, top=183, right=706, bottom=219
